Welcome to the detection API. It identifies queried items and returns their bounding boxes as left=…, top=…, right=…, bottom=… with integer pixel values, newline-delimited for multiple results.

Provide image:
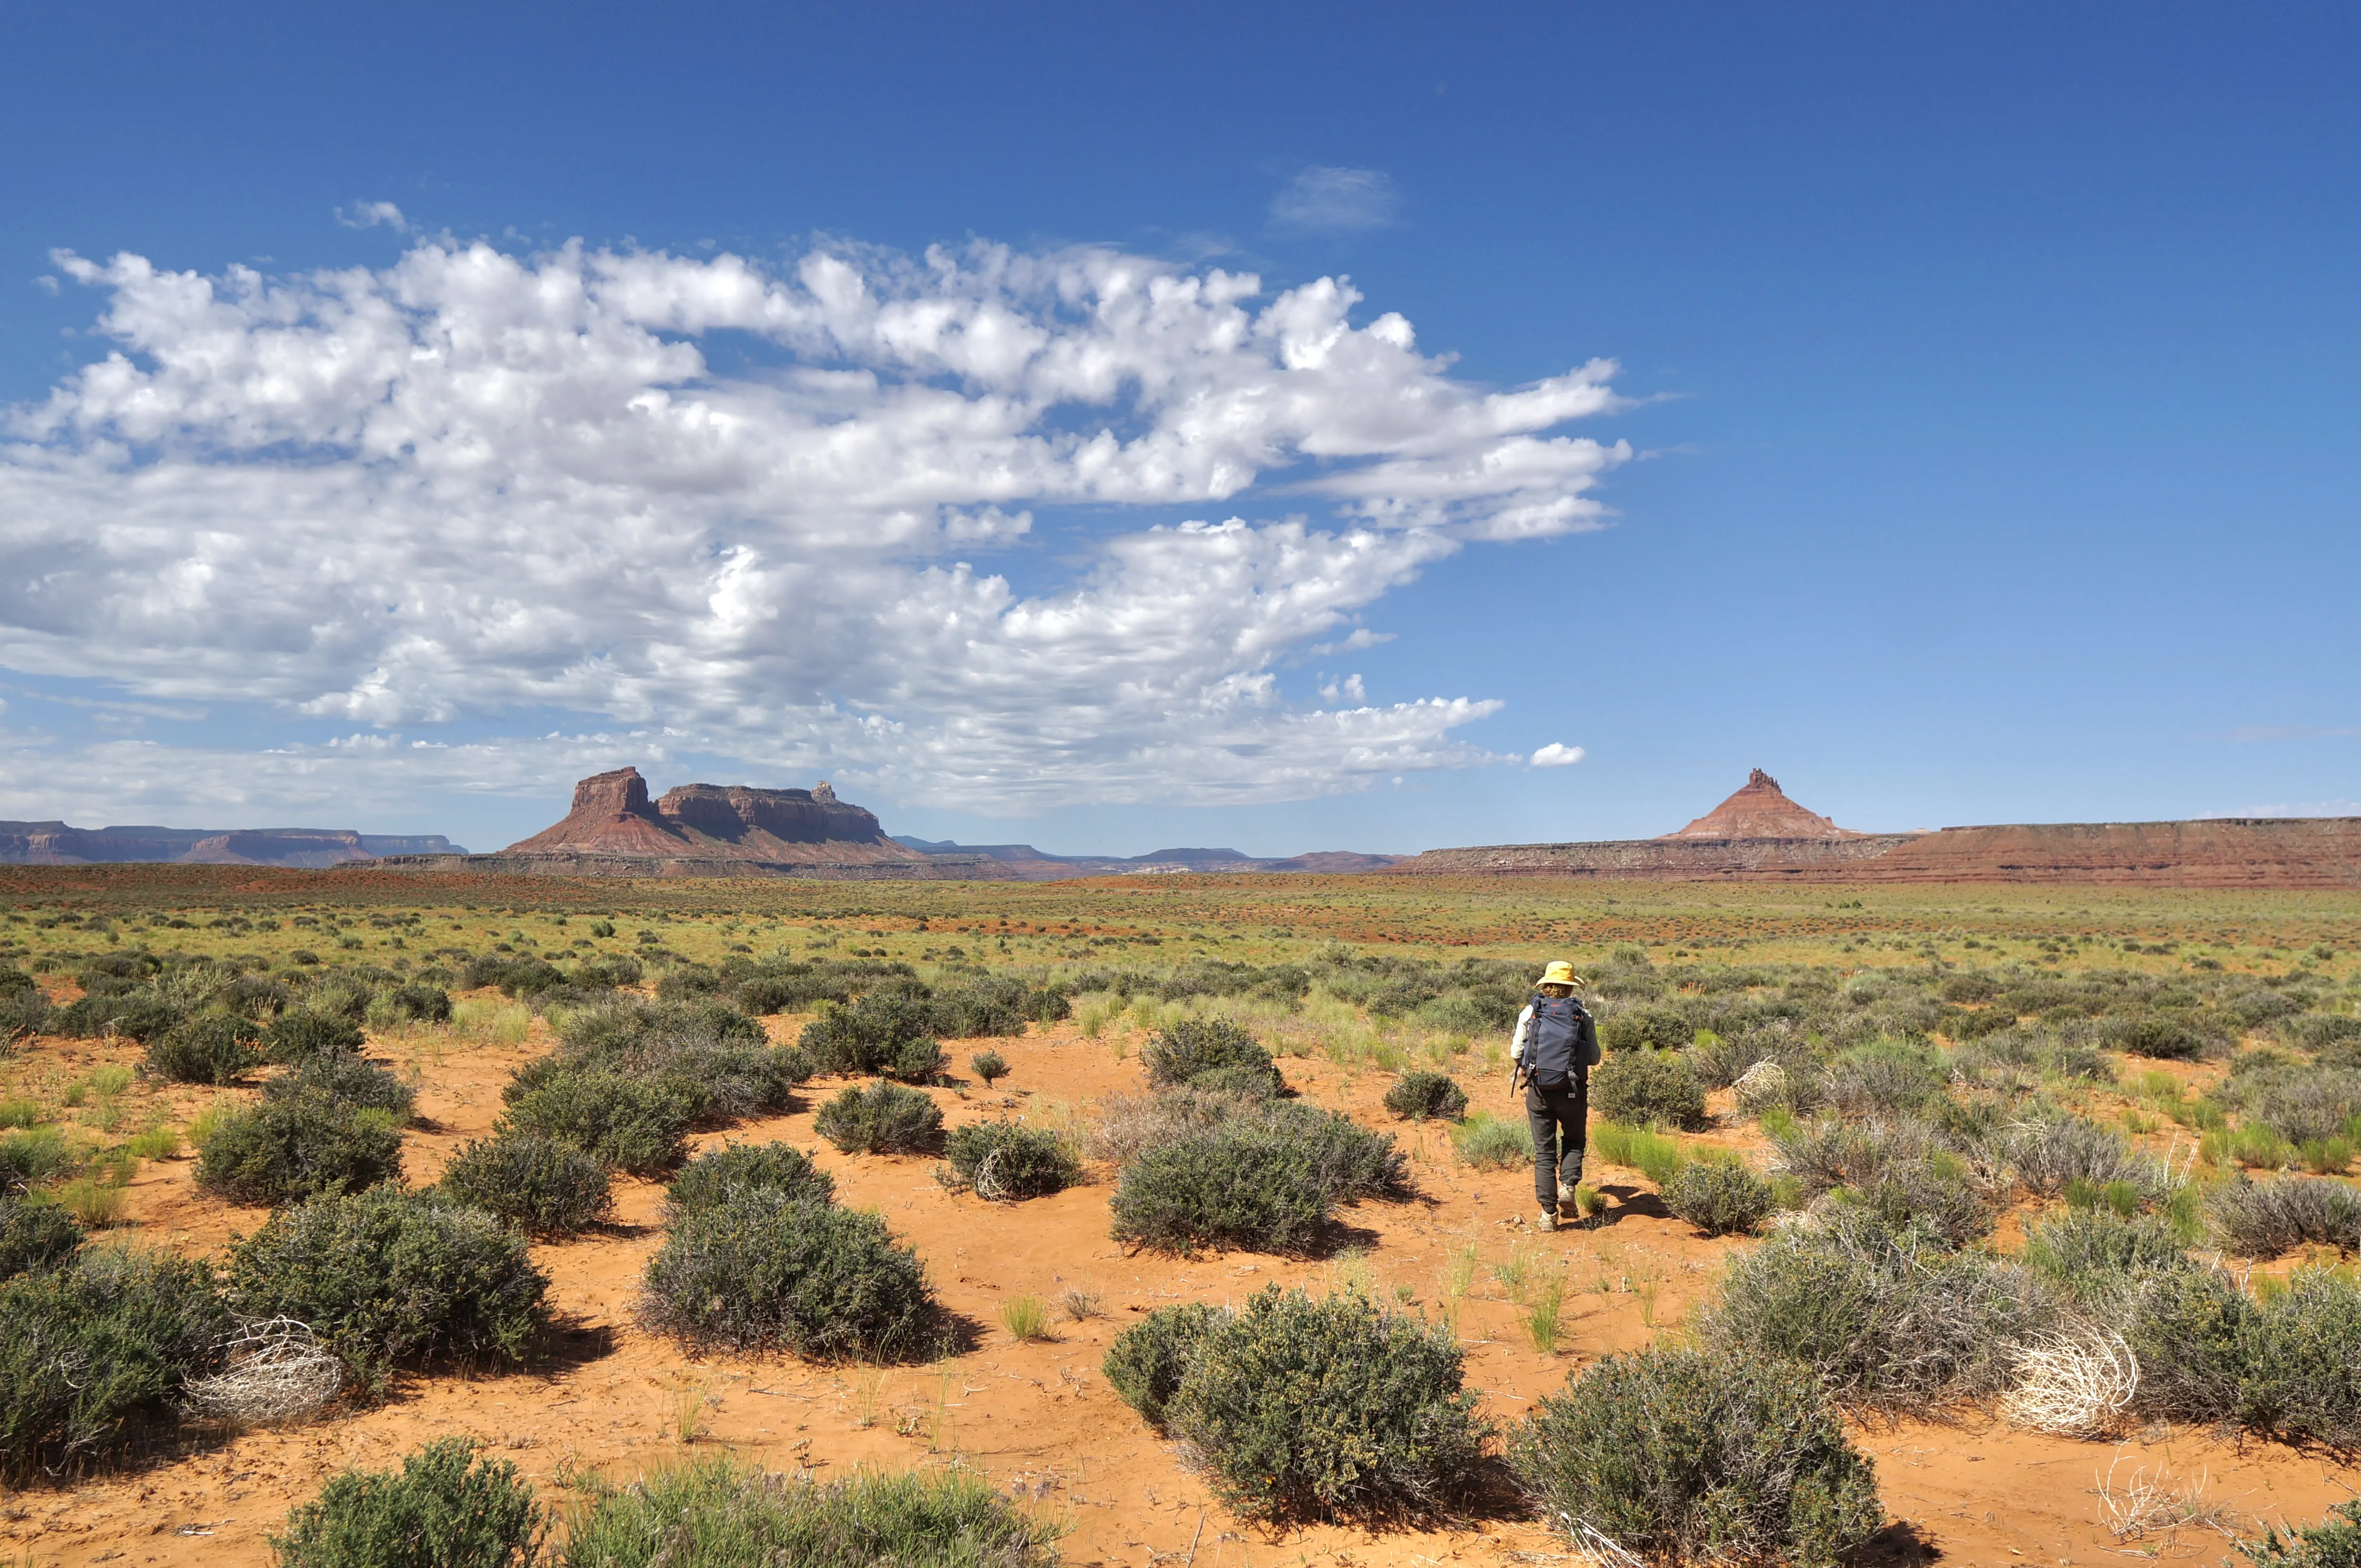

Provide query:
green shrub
left=269, top=1053, right=418, bottom=1120
left=1103, top=1302, right=1229, bottom=1430
left=2120, top=1261, right=2253, bottom=1424
left=1452, top=1111, right=1534, bottom=1170
left=0, top=983, right=49, bottom=1043
left=499, top=1068, right=703, bottom=1174
left=942, top=1122, right=1078, bottom=1200
left=2007, top=1114, right=2162, bottom=1199
left=2241, top=1266, right=2361, bottom=1451
left=226, top=1186, right=549, bottom=1391
left=1109, top=1124, right=1331, bottom=1256
left=812, top=1081, right=942, bottom=1156
left=145, top=1012, right=262, bottom=1084
left=2242, top=1499, right=2361, bottom=1568
left=438, top=1134, right=612, bottom=1234
left=1142, top=1017, right=1283, bottom=1095
left=1154, top=1284, right=1486, bottom=1523
left=2110, top=1015, right=2208, bottom=1060
left=0, top=1247, right=228, bottom=1477
left=889, top=1034, right=948, bottom=1083
left=969, top=1049, right=1009, bottom=1085
left=379, top=983, right=453, bottom=1025
left=196, top=1090, right=405, bottom=1206
left=1701, top=1208, right=2055, bottom=1410
left=1592, top=1049, right=1707, bottom=1130
left=547, top=999, right=803, bottom=1119
left=640, top=1190, right=937, bottom=1361
left=1661, top=1154, right=1773, bottom=1235
left=270, top=1436, right=545, bottom=1568
left=797, top=994, right=937, bottom=1077
left=1509, top=1346, right=1881, bottom=1568
left=560, top=1456, right=1060, bottom=1568
left=1383, top=1070, right=1468, bottom=1121
left=665, top=1141, right=835, bottom=1217
left=0, top=1192, right=83, bottom=1277
left=1600, top=1003, right=1692, bottom=1054
left=263, top=1009, right=367, bottom=1064
left=54, top=990, right=181, bottom=1042
left=1822, top=1040, right=1946, bottom=1116
left=2020, top=1208, right=2187, bottom=1299
left=2208, top=1175, right=2361, bottom=1257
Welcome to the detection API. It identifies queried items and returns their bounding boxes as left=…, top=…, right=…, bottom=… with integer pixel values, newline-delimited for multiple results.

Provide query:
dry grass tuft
left=2089, top=1456, right=2244, bottom=1550
left=2002, top=1328, right=2139, bottom=1436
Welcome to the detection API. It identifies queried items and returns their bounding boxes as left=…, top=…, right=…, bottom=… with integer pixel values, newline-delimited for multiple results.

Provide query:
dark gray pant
left=1525, top=1076, right=1588, bottom=1210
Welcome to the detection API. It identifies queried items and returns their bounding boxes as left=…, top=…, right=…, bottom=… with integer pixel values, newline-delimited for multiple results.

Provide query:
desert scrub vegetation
left=144, top=1011, right=263, bottom=1085
left=1767, top=1113, right=1999, bottom=1246
left=2205, top=1174, right=2361, bottom=1256
left=1141, top=1016, right=1285, bottom=1096
left=1592, top=1045, right=1709, bottom=1130
left=437, top=1131, right=613, bottom=1235
left=1661, top=1152, right=1776, bottom=1235
left=226, top=1186, right=550, bottom=1392
left=941, top=1121, right=1079, bottom=1200
left=0, top=1246, right=229, bottom=1478
left=543, top=997, right=810, bottom=1120
left=498, top=1068, right=703, bottom=1175
left=813, top=1080, right=943, bottom=1155
left=1105, top=1285, right=1487, bottom=1523
left=1701, top=1207, right=2055, bottom=1411
left=270, top=1436, right=545, bottom=1568
left=640, top=1188, right=939, bottom=1361
left=260, top=1009, right=366, bottom=1065
left=561, top=1456, right=1062, bottom=1568
left=1107, top=1097, right=1406, bottom=1255
left=1450, top=1109, right=1533, bottom=1170
left=269, top=1052, right=418, bottom=1120
left=664, top=1140, right=835, bottom=1217
left=1383, top=1068, right=1467, bottom=1121
left=1510, top=1346, right=1882, bottom=1568
left=195, top=1088, right=405, bottom=1206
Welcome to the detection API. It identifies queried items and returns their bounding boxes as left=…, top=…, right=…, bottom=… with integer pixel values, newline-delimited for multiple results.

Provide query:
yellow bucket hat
left=1538, top=960, right=1585, bottom=989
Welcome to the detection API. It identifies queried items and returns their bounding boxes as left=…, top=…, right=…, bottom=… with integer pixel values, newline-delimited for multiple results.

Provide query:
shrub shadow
left=1851, top=1518, right=1942, bottom=1567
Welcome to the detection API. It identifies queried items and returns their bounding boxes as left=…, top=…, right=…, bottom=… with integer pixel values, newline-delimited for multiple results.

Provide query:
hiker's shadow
left=1585, top=1183, right=1673, bottom=1225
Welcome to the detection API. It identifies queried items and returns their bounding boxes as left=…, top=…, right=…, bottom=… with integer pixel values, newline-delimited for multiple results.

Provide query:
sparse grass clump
left=437, top=1133, right=612, bottom=1235
left=664, top=1141, right=834, bottom=1217
left=813, top=1081, right=943, bottom=1156
left=1511, top=1346, right=1882, bottom=1568
left=641, top=1189, right=938, bottom=1362
left=270, top=1436, right=545, bottom=1568
left=942, top=1122, right=1078, bottom=1200
left=196, top=1090, right=405, bottom=1206
left=1107, top=1285, right=1486, bottom=1523
left=1142, top=1016, right=1283, bottom=1096
left=1661, top=1153, right=1775, bottom=1236
left=1592, top=1048, right=1708, bottom=1130
left=1383, top=1069, right=1468, bottom=1122
left=1451, top=1110, right=1533, bottom=1170
left=226, top=1186, right=549, bottom=1392
left=560, top=1457, right=1061, bottom=1568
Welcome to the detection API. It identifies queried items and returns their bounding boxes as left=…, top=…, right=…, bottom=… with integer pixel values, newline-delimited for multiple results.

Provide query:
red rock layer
left=1660, top=769, right=1863, bottom=840
left=502, top=768, right=932, bottom=865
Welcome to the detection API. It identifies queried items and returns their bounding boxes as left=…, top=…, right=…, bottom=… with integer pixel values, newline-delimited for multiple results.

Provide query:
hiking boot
left=1536, top=1207, right=1559, bottom=1233
left=1557, top=1182, right=1578, bottom=1206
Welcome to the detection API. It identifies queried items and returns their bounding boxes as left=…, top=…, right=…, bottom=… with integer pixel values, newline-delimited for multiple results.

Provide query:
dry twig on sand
left=183, top=1317, right=342, bottom=1426
left=2090, top=1456, right=2244, bottom=1554
left=2002, top=1327, right=2139, bottom=1437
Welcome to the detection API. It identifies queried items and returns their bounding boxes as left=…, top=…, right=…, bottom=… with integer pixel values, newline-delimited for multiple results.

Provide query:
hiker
left=1509, top=959, right=1600, bottom=1232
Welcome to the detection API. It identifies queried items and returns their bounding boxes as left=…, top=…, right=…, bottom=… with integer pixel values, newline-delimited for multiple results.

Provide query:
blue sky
left=1, top=1, right=2354, bottom=856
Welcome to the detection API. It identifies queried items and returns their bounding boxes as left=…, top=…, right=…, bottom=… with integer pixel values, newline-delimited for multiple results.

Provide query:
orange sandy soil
left=6, top=1011, right=2356, bottom=1568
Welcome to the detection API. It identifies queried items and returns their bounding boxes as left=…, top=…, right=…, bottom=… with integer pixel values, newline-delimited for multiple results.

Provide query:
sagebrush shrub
left=969, top=1049, right=1009, bottom=1085
left=561, top=1457, right=1059, bottom=1568
left=2243, top=1499, right=2361, bottom=1568
left=268, top=1053, right=418, bottom=1120
left=1599, top=1003, right=1692, bottom=1054
left=1592, top=1048, right=1707, bottom=1130
left=54, top=990, right=182, bottom=1042
left=1701, top=1208, right=2055, bottom=1410
left=812, top=1081, right=942, bottom=1155
left=1110, top=1123, right=1331, bottom=1256
left=0, top=1247, right=228, bottom=1477
left=1103, top=1302, right=1229, bottom=1430
left=1510, top=1346, right=1882, bottom=1568
left=2242, top=1266, right=2361, bottom=1451
left=1821, top=1040, right=1946, bottom=1117
left=1142, top=1017, right=1283, bottom=1095
left=270, top=1436, right=544, bottom=1568
left=889, top=1035, right=947, bottom=1083
left=498, top=1068, right=703, bottom=1174
left=378, top=983, right=452, bottom=1025
left=2109, top=1015, right=2208, bottom=1060
left=196, top=1089, right=405, bottom=1206
left=145, top=1011, right=261, bottom=1085
left=2020, top=1208, right=2186, bottom=1298
left=262, top=1009, right=366, bottom=1065
left=943, top=1122, right=1078, bottom=1200
left=2208, top=1175, right=2361, bottom=1257
left=665, top=1141, right=834, bottom=1218
left=1383, top=1070, right=1468, bottom=1122
left=1661, top=1154, right=1774, bottom=1236
left=798, top=994, right=938, bottom=1077
left=1159, top=1285, right=1486, bottom=1523
left=641, top=1190, right=937, bottom=1361
left=2006, top=1114, right=2162, bottom=1201
left=550, top=998, right=800, bottom=1118
left=2120, top=1261, right=2253, bottom=1425
left=0, top=1192, right=83, bottom=1277
left=438, top=1133, right=612, bottom=1234
left=226, top=1186, right=549, bottom=1391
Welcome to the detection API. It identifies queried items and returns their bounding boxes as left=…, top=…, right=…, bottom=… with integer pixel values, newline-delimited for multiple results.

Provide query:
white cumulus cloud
left=0, top=233, right=1630, bottom=817
left=1530, top=743, right=1586, bottom=767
